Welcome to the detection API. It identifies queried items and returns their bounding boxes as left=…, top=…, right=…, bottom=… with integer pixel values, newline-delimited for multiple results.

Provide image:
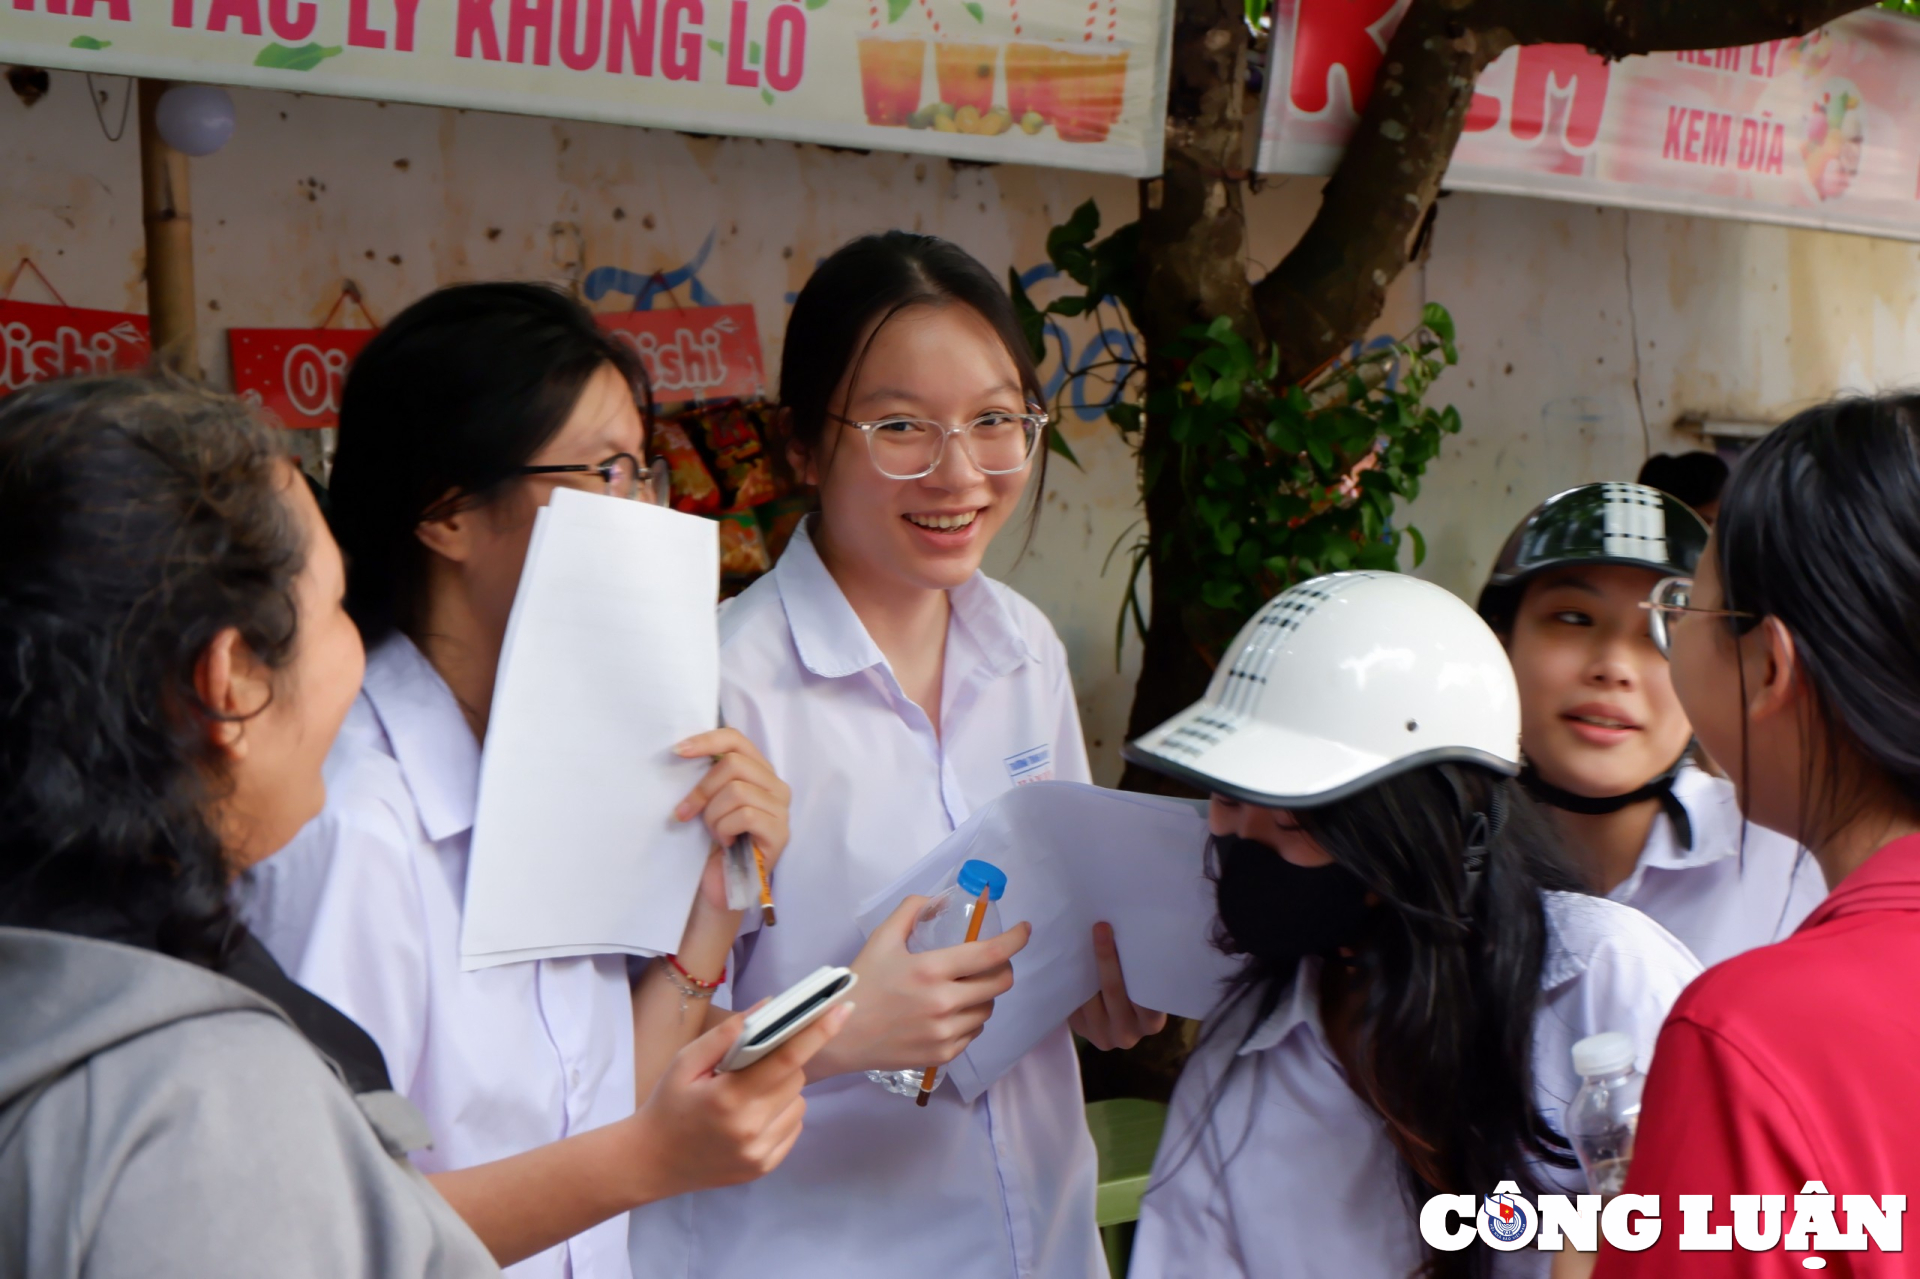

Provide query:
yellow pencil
left=753, top=841, right=777, bottom=927
left=916, top=884, right=993, bottom=1108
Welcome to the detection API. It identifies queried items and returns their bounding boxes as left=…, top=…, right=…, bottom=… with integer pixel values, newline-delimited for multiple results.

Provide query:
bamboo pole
left=137, top=79, right=199, bottom=379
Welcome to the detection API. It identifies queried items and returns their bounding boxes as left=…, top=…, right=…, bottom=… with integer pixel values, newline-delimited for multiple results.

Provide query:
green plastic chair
left=1087, top=1098, right=1169, bottom=1277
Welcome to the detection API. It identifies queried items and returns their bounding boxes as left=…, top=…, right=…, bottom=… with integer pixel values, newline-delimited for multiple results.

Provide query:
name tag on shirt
left=1005, top=744, right=1054, bottom=787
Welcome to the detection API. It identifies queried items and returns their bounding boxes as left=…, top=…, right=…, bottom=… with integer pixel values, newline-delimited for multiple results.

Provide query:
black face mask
left=1212, top=834, right=1373, bottom=970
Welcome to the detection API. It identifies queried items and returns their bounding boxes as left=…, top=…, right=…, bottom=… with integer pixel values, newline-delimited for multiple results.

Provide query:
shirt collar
left=1633, top=764, right=1746, bottom=873
left=361, top=634, right=481, bottom=842
left=1238, top=958, right=1328, bottom=1056
left=1799, top=833, right=1920, bottom=930
left=772, top=516, right=1037, bottom=680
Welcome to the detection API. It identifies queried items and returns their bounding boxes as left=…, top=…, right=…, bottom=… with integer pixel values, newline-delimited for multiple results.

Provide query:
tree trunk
left=1117, top=0, right=1256, bottom=796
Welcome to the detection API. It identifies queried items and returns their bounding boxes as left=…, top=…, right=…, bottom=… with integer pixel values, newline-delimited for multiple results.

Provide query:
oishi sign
left=228, top=304, right=765, bottom=428
left=1256, top=0, right=1920, bottom=243
left=597, top=304, right=766, bottom=404
left=229, top=327, right=376, bottom=429
left=0, top=299, right=150, bottom=393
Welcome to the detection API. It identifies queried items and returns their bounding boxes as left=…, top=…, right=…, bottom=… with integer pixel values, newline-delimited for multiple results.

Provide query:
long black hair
left=1183, top=763, right=1586, bottom=1279
left=779, top=232, right=1050, bottom=539
left=329, top=281, right=650, bottom=645
left=0, top=376, right=304, bottom=965
left=1712, top=391, right=1920, bottom=844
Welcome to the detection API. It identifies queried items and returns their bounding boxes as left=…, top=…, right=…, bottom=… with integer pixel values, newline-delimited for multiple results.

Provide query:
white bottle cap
left=1571, top=1031, right=1635, bottom=1078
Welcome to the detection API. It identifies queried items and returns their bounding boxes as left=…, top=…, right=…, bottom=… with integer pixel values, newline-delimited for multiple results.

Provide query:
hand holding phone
left=718, top=966, right=859, bottom=1073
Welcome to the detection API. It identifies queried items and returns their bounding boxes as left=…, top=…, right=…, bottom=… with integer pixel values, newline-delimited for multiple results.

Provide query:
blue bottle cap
left=957, top=859, right=1008, bottom=901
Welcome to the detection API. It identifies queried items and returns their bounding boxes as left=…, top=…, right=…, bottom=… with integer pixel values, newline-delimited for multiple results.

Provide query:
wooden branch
left=138, top=80, right=200, bottom=379
left=1251, top=0, right=1882, bottom=384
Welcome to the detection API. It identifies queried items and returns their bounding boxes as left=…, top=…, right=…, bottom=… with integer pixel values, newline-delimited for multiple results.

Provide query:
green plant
left=1013, top=200, right=1462, bottom=663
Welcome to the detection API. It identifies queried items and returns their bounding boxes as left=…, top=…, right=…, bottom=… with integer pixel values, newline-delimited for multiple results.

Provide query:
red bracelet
left=665, top=953, right=725, bottom=990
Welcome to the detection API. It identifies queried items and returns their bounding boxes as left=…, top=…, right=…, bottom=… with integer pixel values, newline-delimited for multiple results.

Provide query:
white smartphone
left=715, top=965, right=858, bottom=1073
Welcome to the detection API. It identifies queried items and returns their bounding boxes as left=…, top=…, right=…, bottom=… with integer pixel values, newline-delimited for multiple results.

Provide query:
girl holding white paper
left=1122, top=572, right=1702, bottom=1279
left=242, top=283, right=844, bottom=1279
left=625, top=234, right=1159, bottom=1279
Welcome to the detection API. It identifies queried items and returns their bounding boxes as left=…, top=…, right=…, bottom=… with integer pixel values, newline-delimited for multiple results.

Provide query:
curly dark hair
left=0, top=375, right=305, bottom=966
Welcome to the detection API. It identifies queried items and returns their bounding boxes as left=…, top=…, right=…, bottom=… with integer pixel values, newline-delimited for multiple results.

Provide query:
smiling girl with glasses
left=625, top=233, right=1159, bottom=1279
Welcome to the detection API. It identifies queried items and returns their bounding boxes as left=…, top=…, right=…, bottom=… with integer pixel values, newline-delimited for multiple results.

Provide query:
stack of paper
left=854, top=782, right=1243, bottom=1101
left=461, top=486, right=719, bottom=970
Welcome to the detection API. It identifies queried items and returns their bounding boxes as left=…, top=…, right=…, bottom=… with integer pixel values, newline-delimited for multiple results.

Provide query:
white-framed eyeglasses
left=832, top=406, right=1048, bottom=481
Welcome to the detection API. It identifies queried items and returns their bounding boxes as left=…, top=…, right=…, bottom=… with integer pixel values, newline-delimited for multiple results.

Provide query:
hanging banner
left=0, top=298, right=151, bottom=393
left=229, top=327, right=376, bottom=428
left=597, top=304, right=766, bottom=403
left=1255, top=3, right=1920, bottom=243
left=0, top=0, right=1174, bottom=177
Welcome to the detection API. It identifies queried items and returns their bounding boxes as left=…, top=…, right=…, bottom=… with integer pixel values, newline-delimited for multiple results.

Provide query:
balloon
left=154, top=85, right=236, bottom=157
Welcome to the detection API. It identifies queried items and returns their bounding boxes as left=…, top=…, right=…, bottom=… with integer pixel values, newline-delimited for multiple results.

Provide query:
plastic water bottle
left=1567, top=1031, right=1645, bottom=1198
left=866, top=858, right=1008, bottom=1098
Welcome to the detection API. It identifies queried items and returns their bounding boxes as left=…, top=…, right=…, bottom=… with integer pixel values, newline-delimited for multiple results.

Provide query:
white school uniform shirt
left=241, top=635, right=637, bottom=1279
left=1131, top=893, right=1702, bottom=1279
left=1607, top=763, right=1826, bottom=969
left=628, top=518, right=1103, bottom=1279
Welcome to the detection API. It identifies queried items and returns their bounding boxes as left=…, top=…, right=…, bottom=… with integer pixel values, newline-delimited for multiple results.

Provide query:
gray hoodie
left=0, top=926, right=499, bottom=1279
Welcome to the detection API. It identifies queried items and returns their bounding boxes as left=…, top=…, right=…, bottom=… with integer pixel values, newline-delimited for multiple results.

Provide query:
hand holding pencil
left=674, top=727, right=790, bottom=924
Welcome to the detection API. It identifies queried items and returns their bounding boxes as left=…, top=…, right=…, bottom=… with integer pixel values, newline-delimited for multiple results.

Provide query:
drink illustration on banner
left=856, top=0, right=1131, bottom=143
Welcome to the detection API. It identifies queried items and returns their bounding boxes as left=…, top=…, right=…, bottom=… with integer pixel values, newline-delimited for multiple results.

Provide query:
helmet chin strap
left=1520, top=749, right=1695, bottom=850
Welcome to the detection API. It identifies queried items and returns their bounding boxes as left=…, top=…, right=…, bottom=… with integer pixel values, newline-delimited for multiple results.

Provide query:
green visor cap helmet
left=1476, top=482, right=1710, bottom=628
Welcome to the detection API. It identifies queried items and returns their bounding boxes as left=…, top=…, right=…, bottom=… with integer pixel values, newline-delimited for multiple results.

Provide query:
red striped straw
left=918, top=0, right=942, bottom=35
left=869, top=0, right=879, bottom=29
left=1105, top=0, right=1117, bottom=41
left=1008, top=0, right=1022, bottom=36
left=1083, top=0, right=1096, bottom=41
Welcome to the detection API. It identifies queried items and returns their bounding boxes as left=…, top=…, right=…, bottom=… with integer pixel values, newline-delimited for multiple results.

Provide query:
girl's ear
left=1745, top=616, right=1801, bottom=727
left=414, top=488, right=480, bottom=565
left=787, top=433, right=821, bottom=489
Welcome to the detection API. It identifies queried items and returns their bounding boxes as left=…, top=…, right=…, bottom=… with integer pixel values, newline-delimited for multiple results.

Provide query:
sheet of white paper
left=853, top=782, right=1242, bottom=1102
left=461, top=486, right=719, bottom=970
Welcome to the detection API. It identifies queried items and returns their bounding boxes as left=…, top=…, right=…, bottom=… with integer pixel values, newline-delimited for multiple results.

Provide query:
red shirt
left=1596, top=835, right=1920, bottom=1278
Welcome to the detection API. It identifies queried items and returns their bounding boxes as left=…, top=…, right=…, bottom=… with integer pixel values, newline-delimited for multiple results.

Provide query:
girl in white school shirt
left=1123, top=572, right=1702, bottom=1279
left=242, top=283, right=848, bottom=1279
left=626, top=233, right=1162, bottom=1279
left=1475, top=483, right=1824, bottom=968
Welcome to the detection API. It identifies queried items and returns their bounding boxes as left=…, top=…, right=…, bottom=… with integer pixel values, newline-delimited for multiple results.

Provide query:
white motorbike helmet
left=1124, top=572, right=1520, bottom=808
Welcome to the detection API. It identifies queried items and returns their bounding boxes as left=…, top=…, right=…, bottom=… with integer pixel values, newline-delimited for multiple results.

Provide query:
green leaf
left=1048, top=296, right=1092, bottom=318
left=1421, top=302, right=1456, bottom=344
left=963, top=0, right=985, bottom=18
left=1047, top=424, right=1083, bottom=470
left=887, top=0, right=911, bottom=20
left=1408, top=525, right=1428, bottom=568
left=1201, top=580, right=1242, bottom=612
left=708, top=38, right=726, bottom=53
left=1306, top=435, right=1334, bottom=473
left=762, top=87, right=776, bottom=106
left=1205, top=315, right=1235, bottom=344
left=1007, top=269, right=1047, bottom=365
left=805, top=0, right=831, bottom=9
left=255, top=41, right=343, bottom=70
left=749, top=40, right=762, bottom=63
left=70, top=34, right=112, bottom=49
left=1106, top=402, right=1142, bottom=436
